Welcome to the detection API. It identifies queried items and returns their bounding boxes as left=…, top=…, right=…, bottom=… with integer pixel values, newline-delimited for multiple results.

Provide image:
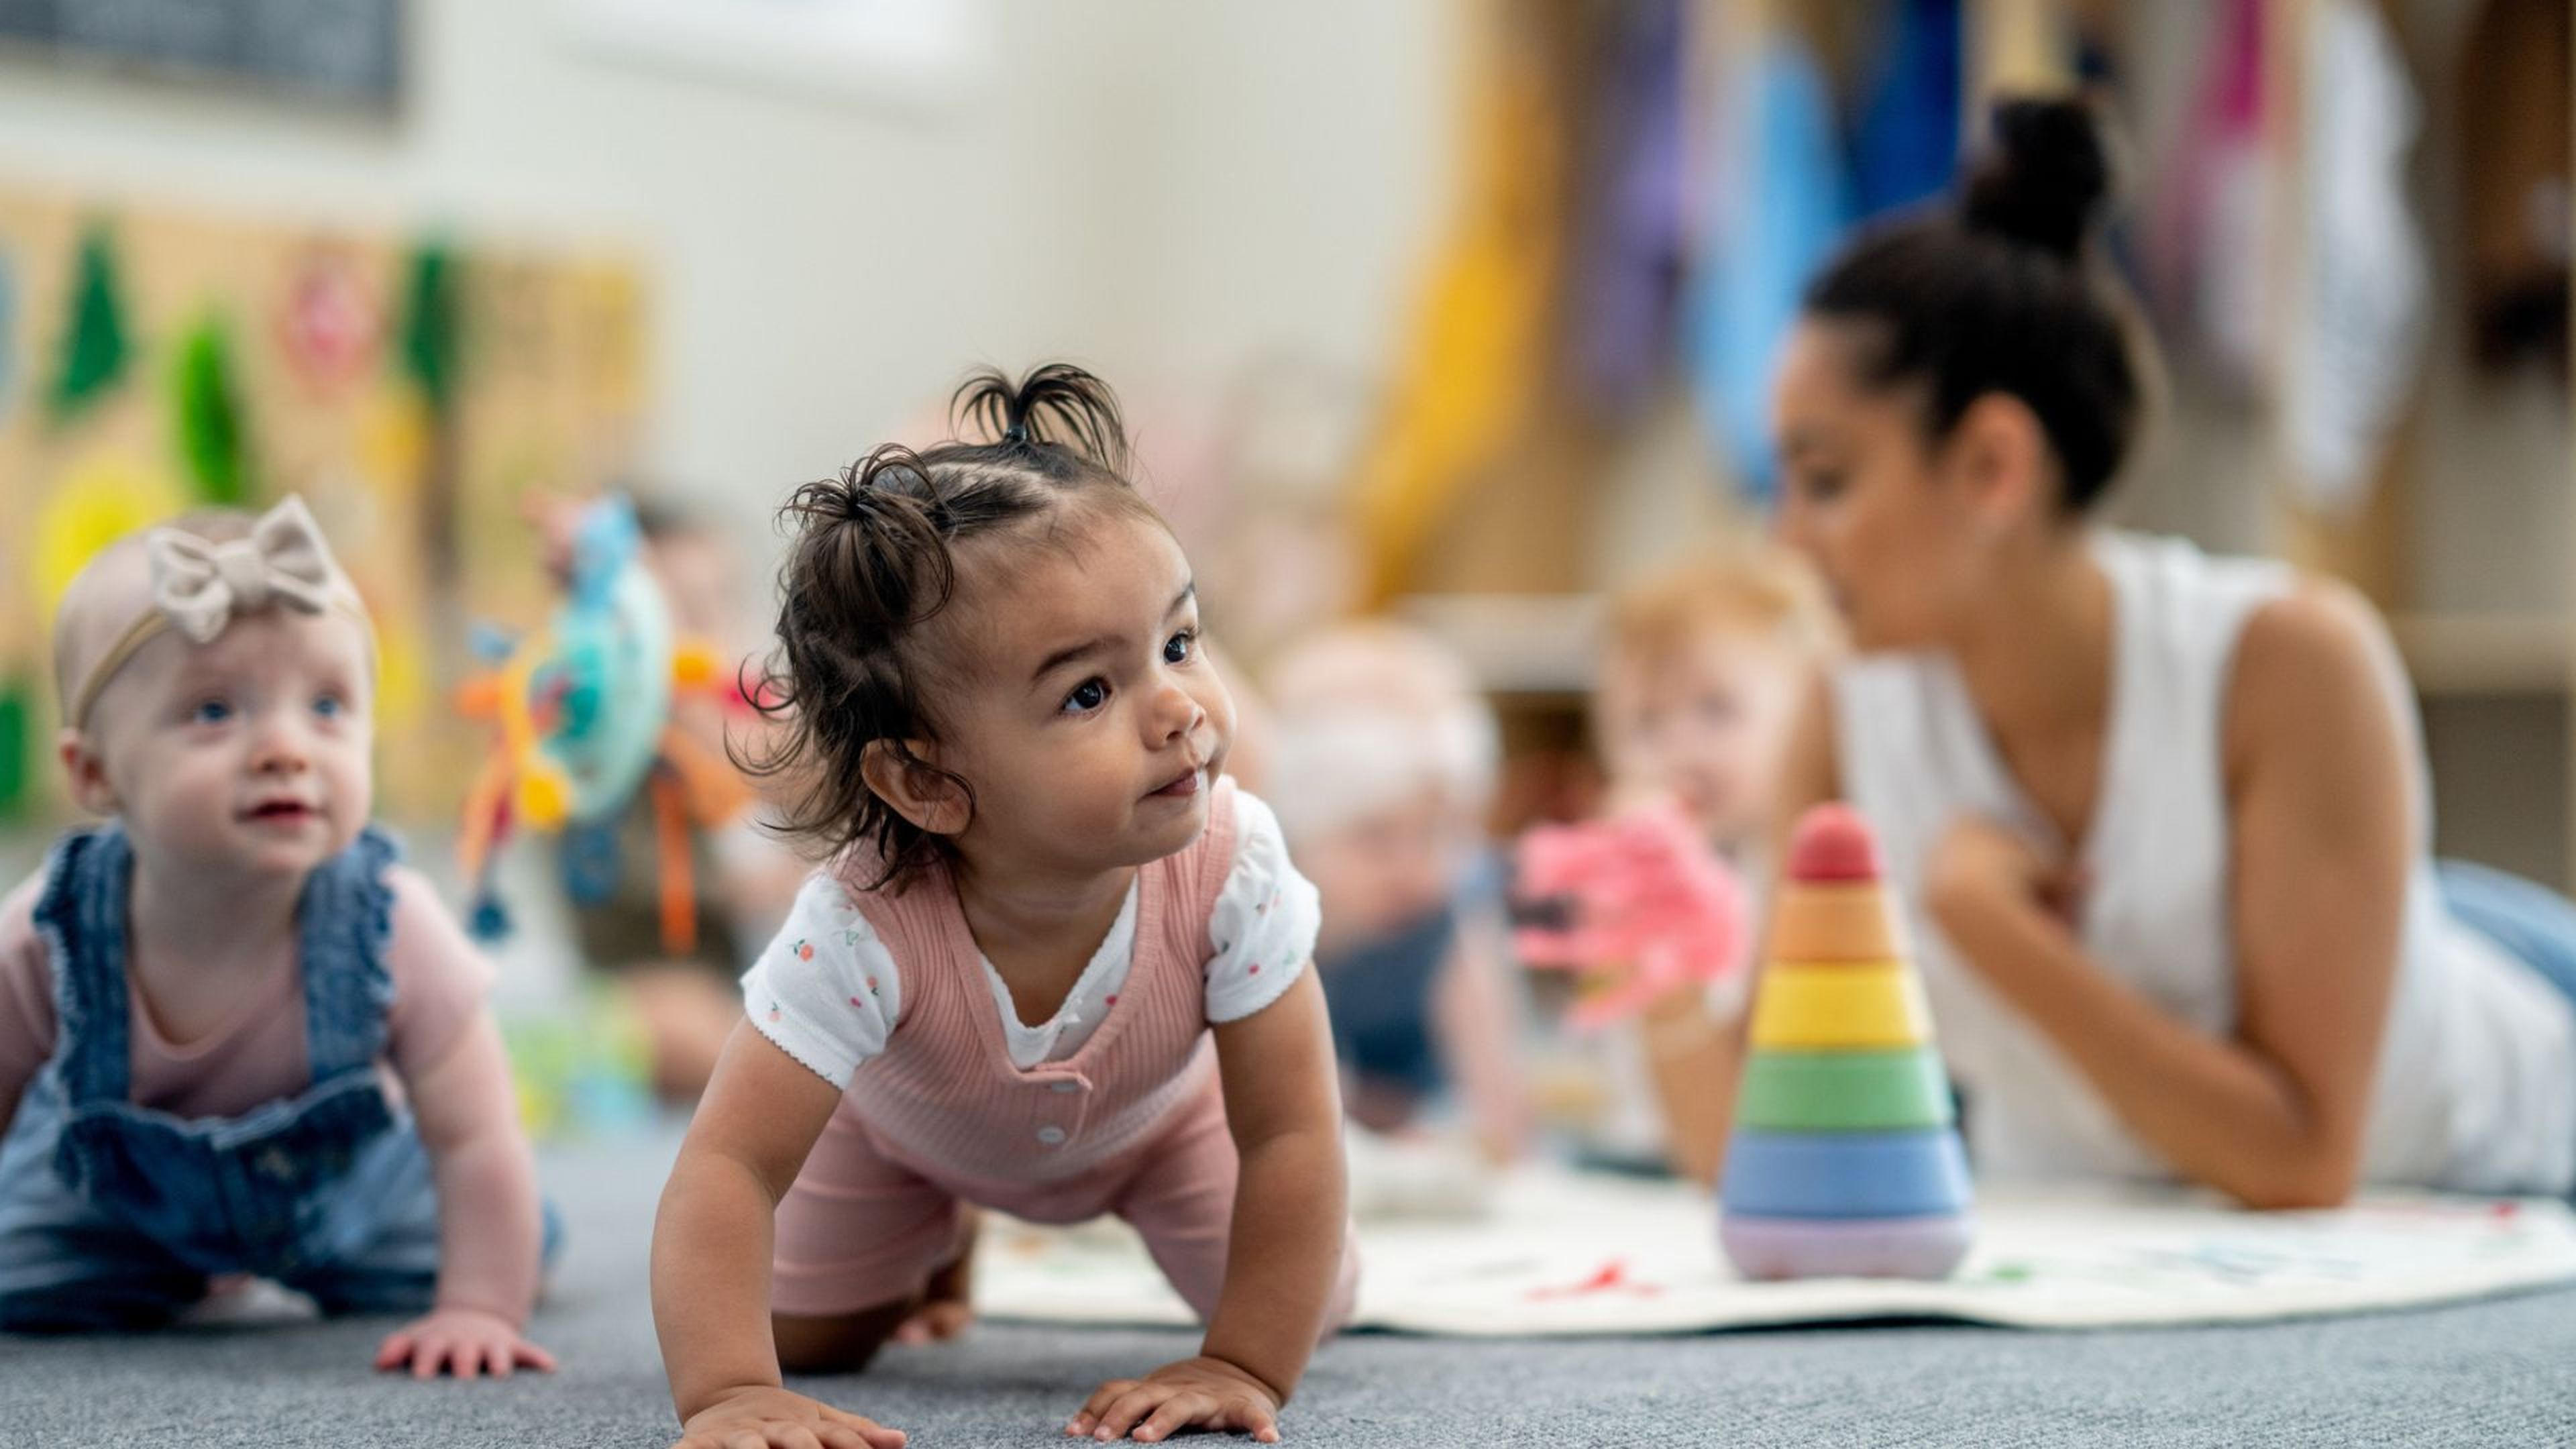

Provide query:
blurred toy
left=455, top=495, right=752, bottom=953
left=1717, top=804, right=1973, bottom=1281
left=501, top=981, right=660, bottom=1142
left=1513, top=803, right=1749, bottom=1031
left=1342, top=1122, right=1497, bottom=1224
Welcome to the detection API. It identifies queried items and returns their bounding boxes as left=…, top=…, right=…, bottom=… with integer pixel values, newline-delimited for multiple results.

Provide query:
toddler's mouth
left=1147, top=765, right=1203, bottom=800
left=244, top=800, right=319, bottom=823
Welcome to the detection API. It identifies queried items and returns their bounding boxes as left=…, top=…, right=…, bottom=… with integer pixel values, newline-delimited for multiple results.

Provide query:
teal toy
left=455, top=495, right=749, bottom=954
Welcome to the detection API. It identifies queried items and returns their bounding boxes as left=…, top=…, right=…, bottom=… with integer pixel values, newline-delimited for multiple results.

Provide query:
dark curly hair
left=739, top=363, right=1159, bottom=890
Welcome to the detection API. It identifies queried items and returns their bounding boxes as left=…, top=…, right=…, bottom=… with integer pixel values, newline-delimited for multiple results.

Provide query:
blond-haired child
left=1594, top=543, right=1835, bottom=1179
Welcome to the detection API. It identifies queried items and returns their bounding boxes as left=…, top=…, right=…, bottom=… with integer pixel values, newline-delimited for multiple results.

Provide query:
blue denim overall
left=2439, top=859, right=2576, bottom=1200
left=0, top=826, right=539, bottom=1330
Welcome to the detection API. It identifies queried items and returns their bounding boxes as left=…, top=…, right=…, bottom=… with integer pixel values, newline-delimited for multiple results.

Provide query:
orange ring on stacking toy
left=1765, top=883, right=1909, bottom=963
left=1748, top=961, right=1931, bottom=1051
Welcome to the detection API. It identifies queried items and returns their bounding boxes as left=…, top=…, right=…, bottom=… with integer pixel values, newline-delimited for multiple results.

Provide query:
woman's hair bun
left=1960, top=96, right=2114, bottom=262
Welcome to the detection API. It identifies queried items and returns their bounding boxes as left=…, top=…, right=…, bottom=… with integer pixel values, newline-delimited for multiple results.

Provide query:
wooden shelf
left=2390, top=614, right=2574, bottom=696
left=1403, top=602, right=2574, bottom=699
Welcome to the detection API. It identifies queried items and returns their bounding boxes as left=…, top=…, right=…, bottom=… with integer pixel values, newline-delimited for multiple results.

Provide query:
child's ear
left=55, top=727, right=117, bottom=816
left=859, top=739, right=971, bottom=837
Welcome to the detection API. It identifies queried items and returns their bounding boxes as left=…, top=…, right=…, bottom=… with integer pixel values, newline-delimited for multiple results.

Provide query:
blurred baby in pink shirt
left=0, top=496, right=556, bottom=1379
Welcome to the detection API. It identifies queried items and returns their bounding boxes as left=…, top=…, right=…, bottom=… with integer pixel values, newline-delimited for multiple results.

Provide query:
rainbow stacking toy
left=1718, top=803, right=1973, bottom=1280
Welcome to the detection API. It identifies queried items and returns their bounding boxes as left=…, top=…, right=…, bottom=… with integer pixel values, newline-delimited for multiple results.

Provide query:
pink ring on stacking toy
left=1787, top=804, right=1882, bottom=883
left=1719, top=1212, right=1974, bottom=1281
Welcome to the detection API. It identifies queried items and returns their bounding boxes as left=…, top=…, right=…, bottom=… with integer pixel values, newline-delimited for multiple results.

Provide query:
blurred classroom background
left=0, top=0, right=2566, bottom=1154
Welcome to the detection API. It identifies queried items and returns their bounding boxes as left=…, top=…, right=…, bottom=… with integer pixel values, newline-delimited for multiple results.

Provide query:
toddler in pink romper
left=651, top=366, right=1356, bottom=1449
left=753, top=775, right=1356, bottom=1328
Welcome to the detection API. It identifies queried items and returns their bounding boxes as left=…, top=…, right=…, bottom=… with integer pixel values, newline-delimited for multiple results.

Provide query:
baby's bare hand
left=672, top=1385, right=906, bottom=1449
left=1066, top=1356, right=1283, bottom=1444
left=374, top=1305, right=555, bottom=1381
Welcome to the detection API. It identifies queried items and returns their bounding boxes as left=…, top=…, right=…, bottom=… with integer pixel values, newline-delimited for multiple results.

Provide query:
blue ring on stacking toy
left=1719, top=1128, right=1972, bottom=1220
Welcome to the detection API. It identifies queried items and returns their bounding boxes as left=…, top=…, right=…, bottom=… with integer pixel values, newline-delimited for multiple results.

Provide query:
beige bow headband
left=67, top=494, right=375, bottom=728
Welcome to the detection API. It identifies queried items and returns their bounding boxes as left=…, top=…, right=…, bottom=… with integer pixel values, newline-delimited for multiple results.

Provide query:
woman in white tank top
left=1652, top=99, right=2576, bottom=1205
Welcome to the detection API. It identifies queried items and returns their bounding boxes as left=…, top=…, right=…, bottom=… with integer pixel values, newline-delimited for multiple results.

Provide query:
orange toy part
left=671, top=638, right=724, bottom=692
left=1765, top=883, right=1910, bottom=963
left=651, top=769, right=696, bottom=956
left=457, top=752, right=516, bottom=883
left=657, top=724, right=755, bottom=826
left=454, top=675, right=506, bottom=719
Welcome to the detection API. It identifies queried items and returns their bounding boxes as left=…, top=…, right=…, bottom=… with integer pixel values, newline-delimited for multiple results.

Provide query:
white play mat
left=975, top=1167, right=2576, bottom=1334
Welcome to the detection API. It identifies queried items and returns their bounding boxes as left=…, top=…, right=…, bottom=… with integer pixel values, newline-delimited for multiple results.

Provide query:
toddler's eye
left=191, top=698, right=233, bottom=726
left=1062, top=679, right=1110, bottom=714
left=313, top=693, right=346, bottom=720
left=1164, top=630, right=1196, bottom=665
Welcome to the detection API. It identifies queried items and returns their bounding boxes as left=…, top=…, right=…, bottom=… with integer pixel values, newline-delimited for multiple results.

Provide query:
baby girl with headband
left=651, top=365, right=1354, bottom=1448
left=0, top=497, right=557, bottom=1378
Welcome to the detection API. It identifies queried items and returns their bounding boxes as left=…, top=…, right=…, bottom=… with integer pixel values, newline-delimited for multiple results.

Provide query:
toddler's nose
left=1151, top=679, right=1205, bottom=745
left=1772, top=488, right=1813, bottom=552
left=250, top=714, right=313, bottom=774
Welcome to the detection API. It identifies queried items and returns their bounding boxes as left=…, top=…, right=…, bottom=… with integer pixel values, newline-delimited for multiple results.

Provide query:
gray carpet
left=5, top=1132, right=2574, bottom=1448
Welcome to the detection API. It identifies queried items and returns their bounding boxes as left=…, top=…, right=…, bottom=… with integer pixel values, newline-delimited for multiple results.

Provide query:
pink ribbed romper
left=769, top=780, right=1359, bottom=1331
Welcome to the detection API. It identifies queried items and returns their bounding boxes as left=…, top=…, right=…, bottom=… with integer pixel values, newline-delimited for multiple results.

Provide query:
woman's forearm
left=1949, top=902, right=2359, bottom=1208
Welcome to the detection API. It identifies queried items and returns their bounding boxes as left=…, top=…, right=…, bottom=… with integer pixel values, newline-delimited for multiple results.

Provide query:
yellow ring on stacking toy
left=1749, top=961, right=1931, bottom=1051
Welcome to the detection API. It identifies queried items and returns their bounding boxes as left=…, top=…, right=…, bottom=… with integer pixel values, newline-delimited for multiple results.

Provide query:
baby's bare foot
left=892, top=1297, right=973, bottom=1344
left=892, top=1232, right=975, bottom=1344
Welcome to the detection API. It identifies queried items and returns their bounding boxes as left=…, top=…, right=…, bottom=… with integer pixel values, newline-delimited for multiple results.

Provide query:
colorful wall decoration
left=0, top=184, right=649, bottom=822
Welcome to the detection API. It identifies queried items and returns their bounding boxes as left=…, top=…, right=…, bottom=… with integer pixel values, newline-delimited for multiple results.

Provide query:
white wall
left=1071, top=0, right=1460, bottom=386
left=0, top=0, right=1458, bottom=551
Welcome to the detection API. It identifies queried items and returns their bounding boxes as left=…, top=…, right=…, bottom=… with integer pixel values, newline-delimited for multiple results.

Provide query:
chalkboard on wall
left=0, top=0, right=404, bottom=109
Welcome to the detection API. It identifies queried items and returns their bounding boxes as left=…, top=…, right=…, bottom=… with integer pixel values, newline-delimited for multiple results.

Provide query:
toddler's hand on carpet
left=1067, top=1355, right=1285, bottom=1443
left=672, top=1385, right=908, bottom=1449
left=375, top=1304, right=556, bottom=1380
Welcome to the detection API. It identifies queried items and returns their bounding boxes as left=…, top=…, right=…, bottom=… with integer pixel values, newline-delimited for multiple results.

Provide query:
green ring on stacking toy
left=1735, top=1047, right=1953, bottom=1133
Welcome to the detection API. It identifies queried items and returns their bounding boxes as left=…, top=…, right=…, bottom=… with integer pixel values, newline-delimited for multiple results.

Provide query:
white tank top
left=1835, top=531, right=2576, bottom=1193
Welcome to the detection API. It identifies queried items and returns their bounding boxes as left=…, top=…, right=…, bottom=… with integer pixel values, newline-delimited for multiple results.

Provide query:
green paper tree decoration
left=48, top=222, right=131, bottom=425
left=0, top=678, right=28, bottom=822
left=400, top=242, right=461, bottom=418
left=174, top=313, right=252, bottom=505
